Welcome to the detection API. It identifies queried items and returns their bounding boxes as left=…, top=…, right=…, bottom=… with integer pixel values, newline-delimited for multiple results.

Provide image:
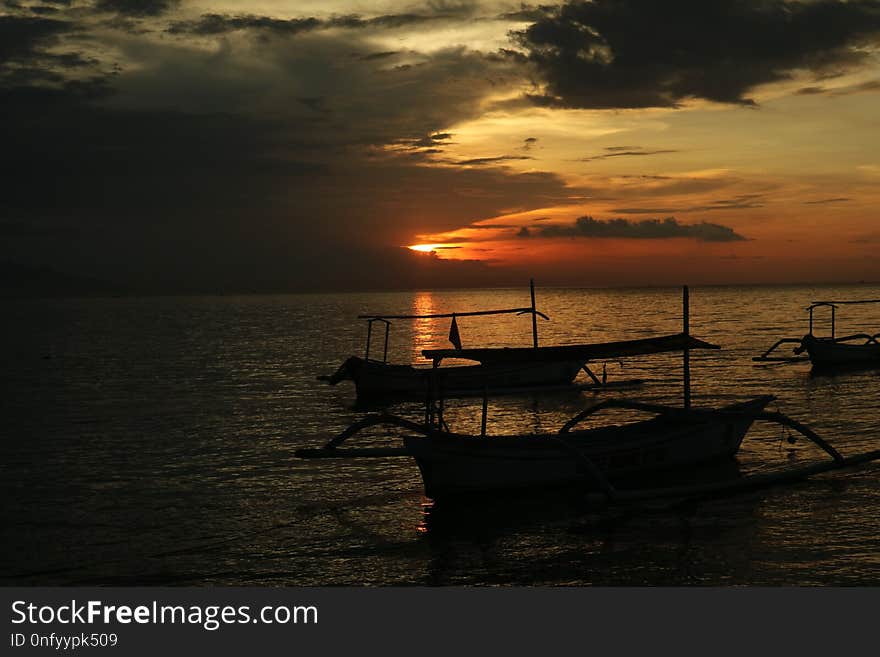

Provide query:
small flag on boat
left=449, top=314, right=462, bottom=350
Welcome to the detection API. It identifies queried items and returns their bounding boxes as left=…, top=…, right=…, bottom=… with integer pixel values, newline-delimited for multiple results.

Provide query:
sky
left=2, top=0, right=880, bottom=292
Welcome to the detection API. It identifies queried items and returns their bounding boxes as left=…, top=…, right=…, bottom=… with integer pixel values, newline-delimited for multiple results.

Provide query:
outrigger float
left=320, top=280, right=716, bottom=400
left=299, top=288, right=880, bottom=504
left=754, top=299, right=880, bottom=369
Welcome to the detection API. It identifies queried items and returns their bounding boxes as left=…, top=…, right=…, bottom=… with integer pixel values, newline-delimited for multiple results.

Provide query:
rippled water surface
left=2, top=285, right=879, bottom=585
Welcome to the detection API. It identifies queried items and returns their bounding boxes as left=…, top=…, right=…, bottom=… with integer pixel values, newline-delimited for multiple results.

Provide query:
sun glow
left=408, top=243, right=451, bottom=253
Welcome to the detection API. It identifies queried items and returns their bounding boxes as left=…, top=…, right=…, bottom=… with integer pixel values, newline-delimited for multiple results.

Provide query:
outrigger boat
left=754, top=299, right=880, bottom=369
left=321, top=280, right=716, bottom=400
left=299, top=288, right=879, bottom=503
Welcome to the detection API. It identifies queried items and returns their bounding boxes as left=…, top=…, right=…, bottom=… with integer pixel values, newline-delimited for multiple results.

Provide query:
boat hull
left=403, top=397, right=772, bottom=499
left=323, top=333, right=719, bottom=399
left=338, top=357, right=585, bottom=399
left=800, top=334, right=880, bottom=368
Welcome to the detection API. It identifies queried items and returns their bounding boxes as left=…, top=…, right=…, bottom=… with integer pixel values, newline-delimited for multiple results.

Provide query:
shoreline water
left=3, top=284, right=879, bottom=585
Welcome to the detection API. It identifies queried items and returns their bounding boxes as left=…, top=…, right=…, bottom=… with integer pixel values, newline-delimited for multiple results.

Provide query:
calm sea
left=2, top=285, right=879, bottom=585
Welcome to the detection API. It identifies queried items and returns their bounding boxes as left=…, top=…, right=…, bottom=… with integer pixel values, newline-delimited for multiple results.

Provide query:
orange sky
left=3, top=0, right=880, bottom=291
left=402, top=88, right=880, bottom=283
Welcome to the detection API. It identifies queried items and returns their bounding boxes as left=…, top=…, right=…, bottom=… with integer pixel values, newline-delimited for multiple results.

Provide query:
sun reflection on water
left=411, top=291, right=438, bottom=363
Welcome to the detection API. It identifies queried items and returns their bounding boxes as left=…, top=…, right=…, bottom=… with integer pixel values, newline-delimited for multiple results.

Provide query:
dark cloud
left=296, top=96, right=327, bottom=112
left=166, top=14, right=321, bottom=36
left=797, top=78, right=880, bottom=96
left=104, top=31, right=513, bottom=148
left=520, top=216, right=748, bottom=242
left=514, top=0, right=880, bottom=109
left=611, top=194, right=765, bottom=214
left=825, top=80, right=880, bottom=96
left=499, top=5, right=555, bottom=22
left=456, top=155, right=533, bottom=165
left=398, top=132, right=455, bottom=150
left=468, top=223, right=519, bottom=230
left=581, top=148, right=677, bottom=161
left=0, top=15, right=71, bottom=63
left=851, top=79, right=880, bottom=93
left=95, top=0, right=180, bottom=17
left=0, top=13, right=100, bottom=87
left=360, top=50, right=399, bottom=61
left=167, top=6, right=476, bottom=37
left=617, top=174, right=673, bottom=180
left=804, top=197, right=850, bottom=204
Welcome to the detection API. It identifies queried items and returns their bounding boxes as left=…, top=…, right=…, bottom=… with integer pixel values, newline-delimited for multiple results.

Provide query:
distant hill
left=0, top=262, right=121, bottom=298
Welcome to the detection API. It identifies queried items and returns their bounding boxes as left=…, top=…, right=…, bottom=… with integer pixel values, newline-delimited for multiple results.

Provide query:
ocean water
left=2, top=284, right=879, bottom=586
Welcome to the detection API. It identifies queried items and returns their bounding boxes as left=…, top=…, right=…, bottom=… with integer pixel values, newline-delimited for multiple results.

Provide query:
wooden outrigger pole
left=530, top=277, right=539, bottom=348
left=683, top=285, right=691, bottom=410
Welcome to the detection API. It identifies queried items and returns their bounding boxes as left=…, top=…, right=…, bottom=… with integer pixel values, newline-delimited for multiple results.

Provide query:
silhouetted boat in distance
left=320, top=280, right=718, bottom=400
left=755, top=298, right=880, bottom=369
left=300, top=287, right=880, bottom=503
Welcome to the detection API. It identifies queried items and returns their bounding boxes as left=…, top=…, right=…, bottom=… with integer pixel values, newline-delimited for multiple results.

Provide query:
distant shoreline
left=4, top=280, right=878, bottom=300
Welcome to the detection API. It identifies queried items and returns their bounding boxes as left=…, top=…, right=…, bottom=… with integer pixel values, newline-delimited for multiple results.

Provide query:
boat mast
left=683, top=285, right=691, bottom=410
left=530, top=278, right=539, bottom=348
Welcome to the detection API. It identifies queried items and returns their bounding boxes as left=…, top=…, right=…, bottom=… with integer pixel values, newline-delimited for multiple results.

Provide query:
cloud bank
left=515, top=0, right=880, bottom=108
left=519, top=216, right=748, bottom=242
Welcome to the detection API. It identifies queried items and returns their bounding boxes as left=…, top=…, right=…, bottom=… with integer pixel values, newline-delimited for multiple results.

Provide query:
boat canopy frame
left=808, top=299, right=880, bottom=340
left=359, top=279, right=549, bottom=364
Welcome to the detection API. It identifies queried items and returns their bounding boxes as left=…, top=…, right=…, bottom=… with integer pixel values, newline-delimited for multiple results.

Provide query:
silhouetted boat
left=755, top=299, right=880, bottom=368
left=797, top=334, right=880, bottom=368
left=323, top=355, right=586, bottom=398
left=325, top=333, right=717, bottom=399
left=320, top=280, right=717, bottom=399
left=300, top=288, right=877, bottom=504
left=400, top=396, right=773, bottom=498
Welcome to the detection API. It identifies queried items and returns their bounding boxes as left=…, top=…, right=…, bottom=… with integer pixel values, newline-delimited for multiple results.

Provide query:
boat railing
left=363, top=317, right=392, bottom=363
left=357, top=279, right=550, bottom=364
left=807, top=299, right=880, bottom=339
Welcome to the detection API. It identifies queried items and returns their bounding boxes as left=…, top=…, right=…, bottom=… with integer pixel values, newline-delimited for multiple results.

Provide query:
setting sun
left=408, top=243, right=451, bottom=253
